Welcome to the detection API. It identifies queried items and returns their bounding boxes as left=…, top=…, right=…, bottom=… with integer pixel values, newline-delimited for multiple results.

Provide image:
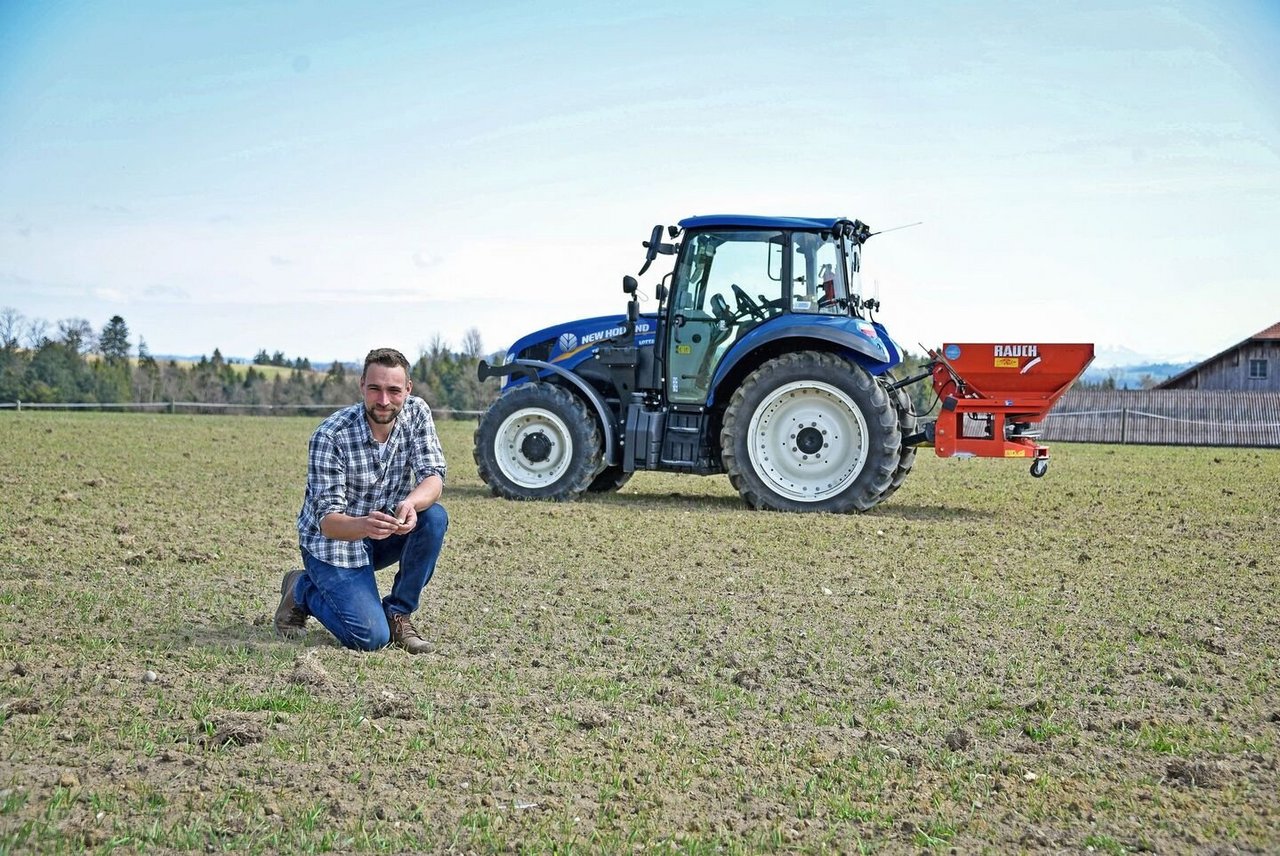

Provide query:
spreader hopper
left=924, top=342, right=1094, bottom=476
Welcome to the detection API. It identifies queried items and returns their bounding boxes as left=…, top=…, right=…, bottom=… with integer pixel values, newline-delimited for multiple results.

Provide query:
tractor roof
left=677, top=215, right=846, bottom=232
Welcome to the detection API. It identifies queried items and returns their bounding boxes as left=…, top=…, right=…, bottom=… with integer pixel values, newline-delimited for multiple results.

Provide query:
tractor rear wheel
left=474, top=383, right=603, bottom=502
left=720, top=351, right=901, bottom=513
left=876, top=378, right=918, bottom=503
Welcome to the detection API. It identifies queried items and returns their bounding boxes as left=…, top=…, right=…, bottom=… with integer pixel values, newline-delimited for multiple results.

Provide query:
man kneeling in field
left=274, top=347, right=447, bottom=654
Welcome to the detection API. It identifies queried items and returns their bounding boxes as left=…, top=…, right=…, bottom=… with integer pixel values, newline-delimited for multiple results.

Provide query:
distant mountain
left=1081, top=360, right=1198, bottom=388
left=1080, top=345, right=1202, bottom=388
left=1093, top=344, right=1205, bottom=368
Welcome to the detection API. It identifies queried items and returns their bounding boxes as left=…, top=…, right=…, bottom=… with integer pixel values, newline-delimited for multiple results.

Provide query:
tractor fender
left=497, top=358, right=619, bottom=466
left=870, top=321, right=903, bottom=365
left=708, top=316, right=896, bottom=406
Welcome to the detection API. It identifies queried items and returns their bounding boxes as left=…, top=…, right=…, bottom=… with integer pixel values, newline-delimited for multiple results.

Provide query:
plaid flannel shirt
left=297, top=396, right=447, bottom=568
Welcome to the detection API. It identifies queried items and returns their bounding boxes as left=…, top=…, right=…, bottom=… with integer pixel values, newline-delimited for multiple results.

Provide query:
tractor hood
left=504, top=313, right=658, bottom=372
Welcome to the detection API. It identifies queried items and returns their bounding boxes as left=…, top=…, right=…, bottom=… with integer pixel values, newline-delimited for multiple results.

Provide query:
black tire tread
left=473, top=383, right=603, bottom=502
left=720, top=351, right=900, bottom=513
left=876, top=379, right=918, bottom=502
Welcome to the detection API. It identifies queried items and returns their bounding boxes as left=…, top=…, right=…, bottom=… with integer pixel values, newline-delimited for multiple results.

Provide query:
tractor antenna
left=867, top=221, right=922, bottom=238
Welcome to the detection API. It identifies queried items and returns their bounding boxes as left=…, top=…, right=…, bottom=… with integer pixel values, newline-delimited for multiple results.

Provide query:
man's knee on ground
left=343, top=621, right=390, bottom=651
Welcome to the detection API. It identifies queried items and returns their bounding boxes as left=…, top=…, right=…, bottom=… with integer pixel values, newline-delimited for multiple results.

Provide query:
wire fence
left=1043, top=390, right=1280, bottom=447
left=0, top=401, right=487, bottom=419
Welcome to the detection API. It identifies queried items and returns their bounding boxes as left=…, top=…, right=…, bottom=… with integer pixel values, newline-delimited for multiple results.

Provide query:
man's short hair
left=362, top=348, right=411, bottom=381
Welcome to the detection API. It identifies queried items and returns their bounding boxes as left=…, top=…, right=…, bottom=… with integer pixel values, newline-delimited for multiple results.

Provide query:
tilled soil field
left=1, top=411, right=1277, bottom=853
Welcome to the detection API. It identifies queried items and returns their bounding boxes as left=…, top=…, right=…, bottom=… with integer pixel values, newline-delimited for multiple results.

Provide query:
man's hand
left=367, top=502, right=417, bottom=540
left=321, top=501, right=423, bottom=542
left=365, top=510, right=404, bottom=540
left=394, top=502, right=418, bottom=534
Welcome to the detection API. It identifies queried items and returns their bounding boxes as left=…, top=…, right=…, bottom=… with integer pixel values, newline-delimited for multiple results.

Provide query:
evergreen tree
left=0, top=345, right=26, bottom=400
left=98, top=315, right=131, bottom=363
left=93, top=359, right=131, bottom=402
left=27, top=340, right=95, bottom=401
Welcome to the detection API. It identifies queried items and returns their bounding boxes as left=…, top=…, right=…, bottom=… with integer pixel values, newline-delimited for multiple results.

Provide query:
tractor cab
left=658, top=216, right=870, bottom=405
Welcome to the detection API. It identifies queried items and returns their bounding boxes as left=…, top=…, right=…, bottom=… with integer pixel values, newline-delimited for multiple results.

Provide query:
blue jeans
left=296, top=504, right=448, bottom=650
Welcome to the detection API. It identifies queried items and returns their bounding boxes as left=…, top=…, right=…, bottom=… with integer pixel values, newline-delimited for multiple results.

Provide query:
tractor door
left=665, top=230, right=785, bottom=404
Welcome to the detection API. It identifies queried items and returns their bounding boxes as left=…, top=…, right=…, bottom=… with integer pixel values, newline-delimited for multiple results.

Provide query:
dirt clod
left=288, top=650, right=332, bottom=688
left=370, top=693, right=416, bottom=720
left=651, top=686, right=695, bottom=710
left=5, top=698, right=42, bottom=715
left=1166, top=759, right=1223, bottom=788
left=944, top=729, right=972, bottom=751
left=200, top=714, right=265, bottom=748
left=576, top=708, right=612, bottom=729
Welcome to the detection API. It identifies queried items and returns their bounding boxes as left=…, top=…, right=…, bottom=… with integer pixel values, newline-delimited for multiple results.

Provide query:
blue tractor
left=474, top=215, right=918, bottom=513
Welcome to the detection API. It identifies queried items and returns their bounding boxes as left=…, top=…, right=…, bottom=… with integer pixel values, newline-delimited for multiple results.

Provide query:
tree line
left=0, top=308, right=500, bottom=414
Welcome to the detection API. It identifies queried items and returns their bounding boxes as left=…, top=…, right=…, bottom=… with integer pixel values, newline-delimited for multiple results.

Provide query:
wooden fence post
left=1120, top=408, right=1128, bottom=444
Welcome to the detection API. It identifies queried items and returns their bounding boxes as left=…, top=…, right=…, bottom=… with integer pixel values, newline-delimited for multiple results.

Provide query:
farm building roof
left=1156, top=320, right=1280, bottom=389
left=1255, top=321, right=1280, bottom=340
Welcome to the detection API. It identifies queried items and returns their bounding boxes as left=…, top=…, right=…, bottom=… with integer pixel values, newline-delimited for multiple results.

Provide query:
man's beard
left=365, top=403, right=400, bottom=425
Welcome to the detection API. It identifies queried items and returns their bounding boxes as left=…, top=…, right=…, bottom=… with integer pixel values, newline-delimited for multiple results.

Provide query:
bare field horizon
left=1, top=412, right=1277, bottom=853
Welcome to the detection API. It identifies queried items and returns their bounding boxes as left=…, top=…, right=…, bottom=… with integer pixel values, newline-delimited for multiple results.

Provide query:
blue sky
left=1, top=0, right=1277, bottom=365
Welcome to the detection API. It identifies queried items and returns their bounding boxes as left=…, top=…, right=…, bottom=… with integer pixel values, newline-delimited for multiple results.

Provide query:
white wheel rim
left=495, top=407, right=573, bottom=488
left=747, top=380, right=868, bottom=502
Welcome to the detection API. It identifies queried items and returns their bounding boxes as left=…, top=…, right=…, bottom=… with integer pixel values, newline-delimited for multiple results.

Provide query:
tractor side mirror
left=622, top=275, right=638, bottom=295
left=639, top=224, right=664, bottom=275
left=644, top=225, right=663, bottom=259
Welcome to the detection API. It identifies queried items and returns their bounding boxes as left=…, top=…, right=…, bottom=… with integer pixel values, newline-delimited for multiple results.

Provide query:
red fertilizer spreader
left=913, top=343, right=1095, bottom=477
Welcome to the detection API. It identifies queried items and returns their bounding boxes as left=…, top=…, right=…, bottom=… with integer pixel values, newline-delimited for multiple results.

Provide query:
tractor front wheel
left=720, top=352, right=901, bottom=513
left=474, top=383, right=603, bottom=502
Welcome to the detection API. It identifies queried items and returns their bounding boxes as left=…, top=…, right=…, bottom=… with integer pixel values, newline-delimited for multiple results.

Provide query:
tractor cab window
left=790, top=231, right=849, bottom=314
left=666, top=230, right=784, bottom=403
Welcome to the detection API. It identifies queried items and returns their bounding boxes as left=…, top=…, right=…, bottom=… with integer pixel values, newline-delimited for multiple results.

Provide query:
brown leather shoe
left=387, top=611, right=433, bottom=655
left=274, top=570, right=309, bottom=638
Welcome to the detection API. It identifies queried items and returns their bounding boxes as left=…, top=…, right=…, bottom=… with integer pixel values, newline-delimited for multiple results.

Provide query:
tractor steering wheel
left=731, top=284, right=766, bottom=321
